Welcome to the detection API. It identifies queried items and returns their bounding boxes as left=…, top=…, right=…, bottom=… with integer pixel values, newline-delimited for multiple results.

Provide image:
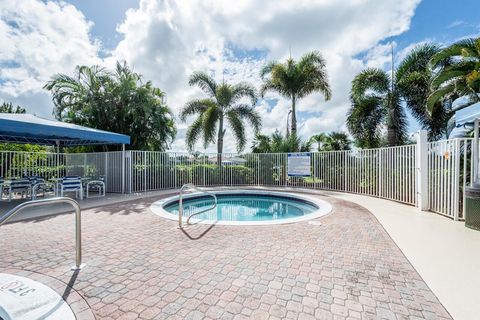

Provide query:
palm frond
left=347, top=96, right=385, bottom=148
left=431, top=61, right=478, bottom=88
left=231, top=82, right=258, bottom=105
left=179, top=99, right=216, bottom=122
left=430, top=38, right=480, bottom=66
left=230, top=104, right=261, bottom=133
left=188, top=71, right=217, bottom=96
left=260, top=61, right=278, bottom=79
left=226, top=110, right=246, bottom=152
left=396, top=43, right=439, bottom=81
left=351, top=68, right=390, bottom=101
left=427, top=83, right=456, bottom=113
left=185, top=116, right=204, bottom=152
left=201, top=105, right=220, bottom=149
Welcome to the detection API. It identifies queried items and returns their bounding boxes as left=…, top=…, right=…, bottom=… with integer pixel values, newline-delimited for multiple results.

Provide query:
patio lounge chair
left=28, top=176, right=55, bottom=200
left=59, top=176, right=83, bottom=200
left=86, top=176, right=106, bottom=198
left=5, top=178, right=32, bottom=201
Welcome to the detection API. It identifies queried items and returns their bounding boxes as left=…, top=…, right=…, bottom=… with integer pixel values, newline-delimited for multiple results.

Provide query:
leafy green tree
left=251, top=130, right=311, bottom=153
left=428, top=37, right=480, bottom=114
left=44, top=62, right=176, bottom=151
left=180, top=71, right=261, bottom=160
left=0, top=102, right=26, bottom=114
left=310, top=132, right=351, bottom=151
left=260, top=51, right=332, bottom=134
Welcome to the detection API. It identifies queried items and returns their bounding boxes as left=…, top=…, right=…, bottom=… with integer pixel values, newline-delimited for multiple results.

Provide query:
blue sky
left=0, top=0, right=479, bottom=151
left=68, top=0, right=480, bottom=134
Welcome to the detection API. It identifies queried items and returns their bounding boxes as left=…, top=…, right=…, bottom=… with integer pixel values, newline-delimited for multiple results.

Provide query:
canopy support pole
left=121, top=144, right=125, bottom=194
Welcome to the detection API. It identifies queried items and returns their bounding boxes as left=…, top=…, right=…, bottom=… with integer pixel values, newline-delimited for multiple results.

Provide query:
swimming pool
left=151, top=190, right=332, bottom=225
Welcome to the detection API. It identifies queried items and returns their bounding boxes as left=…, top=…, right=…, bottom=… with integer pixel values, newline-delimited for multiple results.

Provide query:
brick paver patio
left=0, top=192, right=451, bottom=319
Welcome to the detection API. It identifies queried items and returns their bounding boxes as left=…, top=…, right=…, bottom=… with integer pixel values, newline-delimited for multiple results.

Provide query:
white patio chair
left=31, top=177, right=56, bottom=200
left=59, top=176, right=83, bottom=200
left=86, top=176, right=106, bottom=198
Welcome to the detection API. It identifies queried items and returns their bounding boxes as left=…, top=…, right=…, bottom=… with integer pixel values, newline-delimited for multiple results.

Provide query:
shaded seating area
left=0, top=113, right=129, bottom=202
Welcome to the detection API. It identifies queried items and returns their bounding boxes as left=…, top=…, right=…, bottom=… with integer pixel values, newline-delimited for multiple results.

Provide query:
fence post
left=473, top=119, right=479, bottom=184
left=416, top=130, right=429, bottom=210
left=343, top=151, right=347, bottom=192
left=453, top=139, right=461, bottom=220
left=378, top=149, right=383, bottom=198
left=143, top=151, right=147, bottom=192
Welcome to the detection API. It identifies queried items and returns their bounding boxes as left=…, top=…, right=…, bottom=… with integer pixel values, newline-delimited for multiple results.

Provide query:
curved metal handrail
left=0, top=197, right=85, bottom=270
left=178, top=184, right=217, bottom=228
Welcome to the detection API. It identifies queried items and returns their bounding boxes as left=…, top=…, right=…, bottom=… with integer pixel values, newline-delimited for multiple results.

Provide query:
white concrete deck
left=324, top=191, right=480, bottom=320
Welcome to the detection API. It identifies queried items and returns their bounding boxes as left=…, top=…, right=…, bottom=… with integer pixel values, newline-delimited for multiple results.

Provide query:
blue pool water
left=163, top=194, right=318, bottom=222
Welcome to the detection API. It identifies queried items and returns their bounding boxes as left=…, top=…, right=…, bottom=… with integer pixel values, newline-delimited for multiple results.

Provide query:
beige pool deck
left=0, top=188, right=478, bottom=319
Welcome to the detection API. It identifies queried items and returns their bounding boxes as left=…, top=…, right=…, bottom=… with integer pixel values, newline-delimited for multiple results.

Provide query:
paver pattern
left=0, top=192, right=451, bottom=319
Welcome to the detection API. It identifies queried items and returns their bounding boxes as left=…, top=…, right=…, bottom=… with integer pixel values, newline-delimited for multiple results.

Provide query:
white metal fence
left=0, top=137, right=475, bottom=220
left=427, top=138, right=474, bottom=220
left=126, top=147, right=417, bottom=205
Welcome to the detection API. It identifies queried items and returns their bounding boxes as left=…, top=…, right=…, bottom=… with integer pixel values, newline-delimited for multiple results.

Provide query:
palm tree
left=396, top=43, right=449, bottom=140
left=310, top=132, right=351, bottom=151
left=347, top=43, right=451, bottom=147
left=428, top=37, right=480, bottom=114
left=260, top=51, right=332, bottom=134
left=180, top=72, right=261, bottom=162
left=347, top=68, right=407, bottom=147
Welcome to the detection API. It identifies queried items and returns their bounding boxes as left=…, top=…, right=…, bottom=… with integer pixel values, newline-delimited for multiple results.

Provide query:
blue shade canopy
left=0, top=114, right=130, bottom=146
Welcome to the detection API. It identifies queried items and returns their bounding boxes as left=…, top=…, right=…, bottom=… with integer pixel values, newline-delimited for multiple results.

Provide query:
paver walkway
left=0, top=193, right=451, bottom=319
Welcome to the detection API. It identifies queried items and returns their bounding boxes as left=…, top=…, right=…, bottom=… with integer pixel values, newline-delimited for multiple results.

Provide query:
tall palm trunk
left=386, top=91, right=402, bottom=146
left=386, top=124, right=398, bottom=146
left=217, top=115, right=224, bottom=165
left=290, top=95, right=297, bottom=135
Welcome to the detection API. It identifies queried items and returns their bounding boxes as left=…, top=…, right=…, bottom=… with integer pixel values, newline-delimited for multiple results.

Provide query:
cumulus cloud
left=0, top=0, right=421, bottom=151
left=0, top=0, right=100, bottom=115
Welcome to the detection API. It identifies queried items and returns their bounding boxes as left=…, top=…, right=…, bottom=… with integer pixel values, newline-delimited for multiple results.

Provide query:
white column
left=416, top=130, right=429, bottom=210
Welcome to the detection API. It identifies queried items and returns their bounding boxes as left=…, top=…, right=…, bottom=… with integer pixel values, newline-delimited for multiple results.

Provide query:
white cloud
left=0, top=0, right=421, bottom=152
left=0, top=0, right=100, bottom=115
left=447, top=20, right=464, bottom=29
left=108, top=0, right=420, bottom=152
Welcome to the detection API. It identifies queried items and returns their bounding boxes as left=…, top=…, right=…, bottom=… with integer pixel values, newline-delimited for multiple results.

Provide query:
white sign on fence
left=287, top=152, right=311, bottom=177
